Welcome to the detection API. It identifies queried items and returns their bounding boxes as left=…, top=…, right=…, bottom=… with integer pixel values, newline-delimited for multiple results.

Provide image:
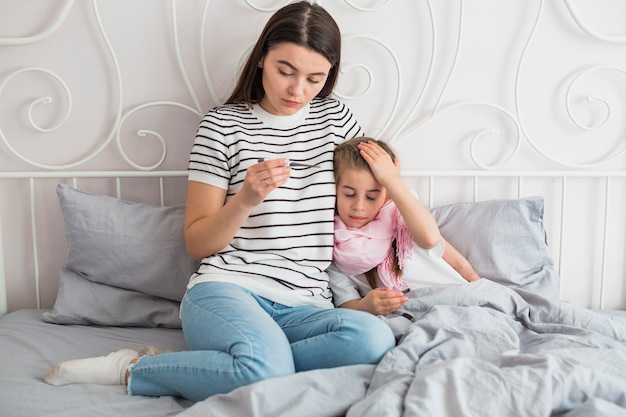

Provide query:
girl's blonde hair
left=333, top=136, right=402, bottom=289
left=333, top=136, right=396, bottom=184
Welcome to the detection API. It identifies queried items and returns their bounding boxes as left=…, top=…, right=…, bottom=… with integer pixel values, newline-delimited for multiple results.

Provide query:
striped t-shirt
left=187, top=97, right=363, bottom=308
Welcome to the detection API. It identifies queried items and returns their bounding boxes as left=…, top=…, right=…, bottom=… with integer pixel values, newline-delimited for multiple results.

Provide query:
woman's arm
left=184, top=159, right=291, bottom=260
left=184, top=181, right=248, bottom=260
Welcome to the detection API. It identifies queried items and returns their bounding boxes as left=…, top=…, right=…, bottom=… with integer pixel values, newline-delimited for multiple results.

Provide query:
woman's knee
left=340, top=310, right=395, bottom=364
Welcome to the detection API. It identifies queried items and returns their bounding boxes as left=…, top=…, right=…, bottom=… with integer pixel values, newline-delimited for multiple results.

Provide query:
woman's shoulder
left=310, top=96, right=344, bottom=108
left=309, top=97, right=355, bottom=117
left=206, top=102, right=250, bottom=116
left=201, top=103, right=258, bottom=123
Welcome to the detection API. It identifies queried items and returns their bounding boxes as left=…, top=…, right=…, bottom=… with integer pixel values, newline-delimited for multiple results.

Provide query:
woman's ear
left=393, top=157, right=400, bottom=168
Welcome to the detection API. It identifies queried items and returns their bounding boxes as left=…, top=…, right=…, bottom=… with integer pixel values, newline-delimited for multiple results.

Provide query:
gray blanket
left=180, top=279, right=626, bottom=417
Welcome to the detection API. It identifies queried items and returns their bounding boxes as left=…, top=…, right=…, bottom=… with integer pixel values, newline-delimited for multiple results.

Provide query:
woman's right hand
left=184, top=159, right=291, bottom=260
left=242, top=158, right=291, bottom=207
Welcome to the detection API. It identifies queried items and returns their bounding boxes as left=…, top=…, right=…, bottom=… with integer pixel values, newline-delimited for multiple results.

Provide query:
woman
left=45, top=1, right=395, bottom=401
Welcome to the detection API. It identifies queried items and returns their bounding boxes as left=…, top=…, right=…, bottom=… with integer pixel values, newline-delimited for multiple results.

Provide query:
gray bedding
left=181, top=279, right=626, bottom=417
left=2, top=279, right=626, bottom=417
left=0, top=309, right=192, bottom=417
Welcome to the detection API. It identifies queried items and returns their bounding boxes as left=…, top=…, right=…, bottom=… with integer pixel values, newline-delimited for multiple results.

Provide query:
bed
left=1, top=1, right=626, bottom=416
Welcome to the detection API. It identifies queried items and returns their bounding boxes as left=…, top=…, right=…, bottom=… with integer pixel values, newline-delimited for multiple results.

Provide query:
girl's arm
left=359, top=141, right=479, bottom=281
left=442, top=238, right=481, bottom=282
left=340, top=288, right=407, bottom=315
left=358, top=141, right=440, bottom=250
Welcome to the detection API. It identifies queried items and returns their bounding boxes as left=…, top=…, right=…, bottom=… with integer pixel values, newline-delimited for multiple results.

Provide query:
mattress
left=0, top=309, right=192, bottom=417
left=3, top=283, right=626, bottom=417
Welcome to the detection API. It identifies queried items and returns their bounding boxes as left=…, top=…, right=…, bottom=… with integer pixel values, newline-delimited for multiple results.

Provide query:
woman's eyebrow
left=277, top=60, right=327, bottom=76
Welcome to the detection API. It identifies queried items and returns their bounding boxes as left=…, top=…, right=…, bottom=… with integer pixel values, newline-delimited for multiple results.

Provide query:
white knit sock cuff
left=119, top=356, right=136, bottom=385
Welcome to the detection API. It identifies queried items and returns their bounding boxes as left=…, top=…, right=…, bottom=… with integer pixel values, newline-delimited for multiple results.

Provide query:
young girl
left=329, top=137, right=480, bottom=317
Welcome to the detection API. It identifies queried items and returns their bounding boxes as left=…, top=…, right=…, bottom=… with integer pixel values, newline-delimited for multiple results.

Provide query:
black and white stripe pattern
left=187, top=98, right=363, bottom=307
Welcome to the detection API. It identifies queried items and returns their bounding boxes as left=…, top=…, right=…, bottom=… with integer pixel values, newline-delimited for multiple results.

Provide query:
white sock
left=44, top=349, right=138, bottom=386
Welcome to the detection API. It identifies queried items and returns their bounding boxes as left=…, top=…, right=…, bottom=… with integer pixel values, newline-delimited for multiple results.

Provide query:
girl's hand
left=357, top=141, right=399, bottom=187
left=241, top=158, right=291, bottom=207
left=358, top=288, right=407, bottom=315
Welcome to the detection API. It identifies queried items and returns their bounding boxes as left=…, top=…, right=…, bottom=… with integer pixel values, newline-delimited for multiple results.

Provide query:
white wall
left=1, top=0, right=625, bottom=311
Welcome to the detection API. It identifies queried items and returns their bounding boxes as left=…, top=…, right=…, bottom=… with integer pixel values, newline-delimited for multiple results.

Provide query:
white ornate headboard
left=1, top=0, right=625, bottom=315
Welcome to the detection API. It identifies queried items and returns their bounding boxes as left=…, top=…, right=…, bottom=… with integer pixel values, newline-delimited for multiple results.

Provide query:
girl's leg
left=128, top=282, right=295, bottom=401
left=275, top=304, right=395, bottom=371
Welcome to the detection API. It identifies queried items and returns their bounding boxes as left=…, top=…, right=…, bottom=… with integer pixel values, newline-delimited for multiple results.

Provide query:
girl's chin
left=347, top=220, right=367, bottom=228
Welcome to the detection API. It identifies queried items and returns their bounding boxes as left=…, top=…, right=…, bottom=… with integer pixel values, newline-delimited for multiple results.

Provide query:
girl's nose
left=352, top=197, right=365, bottom=211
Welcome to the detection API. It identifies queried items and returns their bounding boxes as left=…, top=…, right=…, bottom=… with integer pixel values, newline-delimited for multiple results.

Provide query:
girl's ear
left=393, top=158, right=400, bottom=168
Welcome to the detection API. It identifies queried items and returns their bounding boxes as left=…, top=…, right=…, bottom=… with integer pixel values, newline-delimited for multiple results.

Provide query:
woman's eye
left=308, top=78, right=321, bottom=84
left=279, top=69, right=293, bottom=77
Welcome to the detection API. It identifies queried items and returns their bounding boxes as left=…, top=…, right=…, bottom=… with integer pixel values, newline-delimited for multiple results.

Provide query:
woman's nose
left=288, top=77, right=304, bottom=96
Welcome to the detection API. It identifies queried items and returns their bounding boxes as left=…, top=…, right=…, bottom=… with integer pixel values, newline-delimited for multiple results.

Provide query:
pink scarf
left=333, top=200, right=413, bottom=291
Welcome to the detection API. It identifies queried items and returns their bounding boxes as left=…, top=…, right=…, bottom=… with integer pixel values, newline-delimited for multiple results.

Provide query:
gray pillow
left=43, top=266, right=182, bottom=328
left=431, top=196, right=560, bottom=299
left=42, top=184, right=199, bottom=327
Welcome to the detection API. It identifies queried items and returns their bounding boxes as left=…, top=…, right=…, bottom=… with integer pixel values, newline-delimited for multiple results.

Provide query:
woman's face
left=336, top=167, right=388, bottom=229
left=258, top=42, right=332, bottom=116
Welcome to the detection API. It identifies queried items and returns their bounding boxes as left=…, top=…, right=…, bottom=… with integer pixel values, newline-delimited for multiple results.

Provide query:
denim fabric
left=128, top=281, right=395, bottom=401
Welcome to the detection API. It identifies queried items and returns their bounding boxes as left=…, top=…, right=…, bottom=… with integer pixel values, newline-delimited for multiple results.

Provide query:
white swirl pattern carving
left=0, top=0, right=624, bottom=170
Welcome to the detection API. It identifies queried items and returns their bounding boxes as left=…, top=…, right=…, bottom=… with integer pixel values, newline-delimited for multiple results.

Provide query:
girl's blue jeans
left=127, top=281, right=395, bottom=401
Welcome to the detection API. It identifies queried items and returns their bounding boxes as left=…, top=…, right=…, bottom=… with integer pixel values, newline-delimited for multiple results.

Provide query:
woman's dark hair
left=226, top=1, right=342, bottom=106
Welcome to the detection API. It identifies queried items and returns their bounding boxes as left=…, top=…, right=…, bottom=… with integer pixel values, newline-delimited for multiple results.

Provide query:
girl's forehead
left=339, top=167, right=372, bottom=180
left=338, top=168, right=381, bottom=190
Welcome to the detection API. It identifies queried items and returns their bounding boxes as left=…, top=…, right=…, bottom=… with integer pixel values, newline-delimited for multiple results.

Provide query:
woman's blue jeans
left=128, top=281, right=395, bottom=401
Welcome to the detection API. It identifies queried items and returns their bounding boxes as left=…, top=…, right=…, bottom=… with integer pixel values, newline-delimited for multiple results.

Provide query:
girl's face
left=336, top=167, right=388, bottom=229
left=258, top=42, right=331, bottom=116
